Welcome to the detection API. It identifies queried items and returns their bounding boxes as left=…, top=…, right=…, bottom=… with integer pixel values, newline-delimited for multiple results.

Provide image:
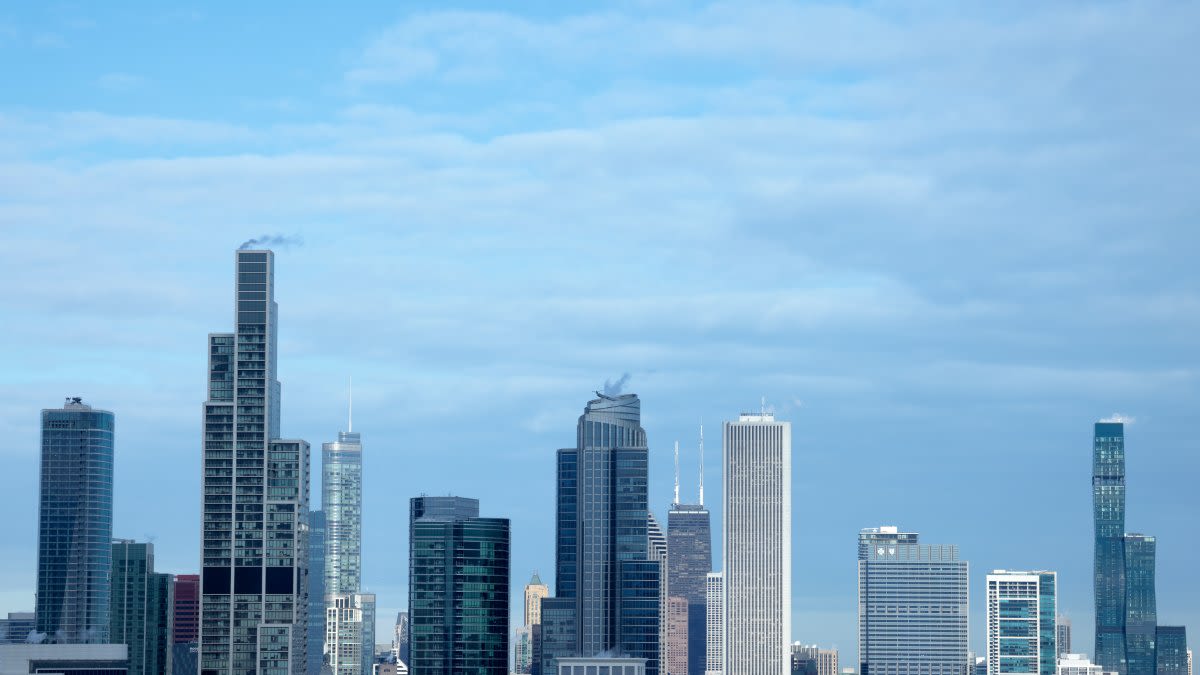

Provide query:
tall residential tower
left=985, top=570, right=1056, bottom=675
left=1093, top=421, right=1127, bottom=673
left=323, top=417, right=374, bottom=675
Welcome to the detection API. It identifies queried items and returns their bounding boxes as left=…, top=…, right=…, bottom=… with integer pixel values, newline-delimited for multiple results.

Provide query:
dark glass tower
left=200, top=249, right=310, bottom=675
left=1124, top=534, right=1157, bottom=675
left=1154, top=626, right=1187, bottom=675
left=548, top=393, right=660, bottom=675
left=1094, top=421, right=1128, bottom=674
left=110, top=540, right=173, bottom=675
left=306, top=510, right=326, bottom=675
left=408, top=496, right=510, bottom=675
left=667, top=504, right=711, bottom=675
left=36, top=397, right=115, bottom=644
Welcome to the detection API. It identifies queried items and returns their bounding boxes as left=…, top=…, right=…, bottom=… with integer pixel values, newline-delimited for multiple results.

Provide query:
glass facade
left=110, top=541, right=172, bottom=675
left=984, top=570, right=1056, bottom=675
left=307, top=510, right=326, bottom=675
left=1124, top=535, right=1157, bottom=675
left=37, top=398, right=115, bottom=644
left=1094, top=421, right=1127, bottom=674
left=1154, top=626, right=1187, bottom=675
left=667, top=505, right=711, bottom=675
left=323, top=428, right=371, bottom=675
left=200, top=249, right=310, bottom=675
left=857, top=532, right=968, bottom=675
left=408, top=497, right=510, bottom=675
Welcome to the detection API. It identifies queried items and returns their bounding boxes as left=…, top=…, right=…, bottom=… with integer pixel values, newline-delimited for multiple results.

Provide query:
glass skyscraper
left=1123, top=534, right=1157, bottom=675
left=36, top=397, right=115, bottom=644
left=111, top=540, right=173, bottom=675
left=1154, top=626, right=1187, bottom=675
left=857, top=527, right=968, bottom=675
left=546, top=393, right=660, bottom=675
left=1094, top=421, right=1128, bottom=674
left=408, top=496, right=510, bottom=675
left=984, top=570, right=1056, bottom=675
left=322, top=426, right=373, bottom=675
left=200, top=249, right=310, bottom=675
left=307, top=510, right=326, bottom=675
left=668, top=503, right=711, bottom=675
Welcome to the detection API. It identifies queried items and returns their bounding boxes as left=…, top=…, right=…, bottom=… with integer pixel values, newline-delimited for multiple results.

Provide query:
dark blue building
left=1094, top=421, right=1128, bottom=673
left=36, top=397, right=115, bottom=644
left=408, top=496, right=510, bottom=675
left=1154, top=626, right=1187, bottom=675
left=667, top=504, right=711, bottom=675
left=306, top=509, right=326, bottom=675
left=1124, top=534, right=1157, bottom=675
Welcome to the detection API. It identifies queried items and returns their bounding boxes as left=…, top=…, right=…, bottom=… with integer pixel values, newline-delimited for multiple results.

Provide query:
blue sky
left=2, top=0, right=1198, bottom=661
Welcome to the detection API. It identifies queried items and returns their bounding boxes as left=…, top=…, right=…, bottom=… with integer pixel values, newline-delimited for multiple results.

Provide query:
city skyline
left=2, top=1, right=1199, bottom=668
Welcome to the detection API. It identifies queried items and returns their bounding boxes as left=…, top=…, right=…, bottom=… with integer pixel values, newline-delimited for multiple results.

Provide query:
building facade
left=173, top=575, right=200, bottom=645
left=556, top=657, right=647, bottom=675
left=650, top=512, right=670, bottom=675
left=1155, top=626, right=1187, bottom=675
left=408, top=496, right=509, bottom=675
left=306, top=510, right=325, bottom=675
left=522, top=572, right=549, bottom=675
left=110, top=540, right=173, bottom=675
left=667, top=597, right=689, bottom=675
left=36, top=397, right=115, bottom=644
left=704, top=573, right=722, bottom=675
left=985, top=571, right=1056, bottom=675
left=200, top=249, right=311, bottom=675
left=723, top=413, right=791, bottom=675
left=1056, top=618, right=1071, bottom=659
left=324, top=593, right=375, bottom=675
left=1056, top=654, right=1107, bottom=675
left=858, top=528, right=968, bottom=675
left=1094, top=421, right=1127, bottom=674
left=668, top=503, right=711, bottom=675
left=323, top=425, right=374, bottom=675
left=1123, top=535, right=1156, bottom=675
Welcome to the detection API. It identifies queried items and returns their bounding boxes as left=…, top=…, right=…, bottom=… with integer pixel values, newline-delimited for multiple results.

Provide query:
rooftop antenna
left=761, top=395, right=766, bottom=415
left=348, top=376, right=353, bottom=433
left=698, top=421, right=705, bottom=506
left=673, top=440, right=680, bottom=505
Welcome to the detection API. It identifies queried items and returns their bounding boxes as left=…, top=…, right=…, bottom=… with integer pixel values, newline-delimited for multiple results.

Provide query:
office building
left=816, top=651, right=837, bottom=675
left=323, top=417, right=374, bottom=675
left=789, top=646, right=836, bottom=675
left=0, top=643, right=128, bottom=675
left=391, top=612, right=408, bottom=668
left=723, top=413, right=791, bottom=675
left=0, top=613, right=35, bottom=645
left=515, top=626, right=533, bottom=674
left=325, top=593, right=376, bottom=675
left=172, top=576, right=199, bottom=645
left=1123, top=534, right=1157, bottom=675
left=556, top=657, right=647, bottom=675
left=1187, top=649, right=1192, bottom=675
left=307, top=510, right=326, bottom=675
left=36, top=397, right=115, bottom=644
left=110, top=540, right=173, bottom=675
left=1056, top=618, right=1071, bottom=658
left=650, top=512, right=669, bottom=674
left=1094, top=421, right=1127, bottom=673
left=544, top=393, right=661, bottom=675
left=523, top=573, right=549, bottom=675
left=408, top=496, right=509, bottom=675
left=540, top=599, right=577, bottom=675
left=985, top=571, right=1056, bottom=675
left=667, top=597, right=688, bottom=675
left=858, top=527, right=968, bottom=675
left=1056, top=654, right=1107, bottom=675
left=200, top=248, right=311, bottom=675
left=1155, top=627, right=1187, bottom=675
left=668, top=501, right=710, bottom=675
left=705, top=574, right=722, bottom=675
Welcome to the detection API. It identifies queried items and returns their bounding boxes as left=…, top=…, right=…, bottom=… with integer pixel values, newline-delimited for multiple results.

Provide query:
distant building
left=986, top=570, right=1056, bottom=675
left=723, top=413, right=791, bottom=675
left=816, top=650, right=837, bottom=675
left=667, top=597, right=689, bottom=675
left=539, top=599, right=577, bottom=675
left=0, top=643, right=128, bottom=675
left=556, top=657, right=647, bottom=675
left=110, top=540, right=172, bottom=675
left=36, top=397, right=115, bottom=644
left=1093, top=421, right=1126, bottom=673
left=858, top=526, right=968, bottom=674
left=704, top=573, right=722, bottom=675
left=523, top=573, right=549, bottom=675
left=1155, top=626, right=1187, bottom=675
left=514, top=626, right=533, bottom=674
left=0, top=613, right=35, bottom=645
left=171, top=575, right=198, bottom=645
left=325, top=593, right=376, bottom=675
left=1055, top=618, right=1071, bottom=658
left=1123, top=534, right=1157, bottom=675
left=307, top=509, right=326, bottom=675
left=324, top=419, right=372, bottom=675
left=391, top=612, right=408, bottom=668
left=650, top=512, right=670, bottom=675
left=408, top=496, right=509, bottom=675
left=1187, top=649, right=1192, bottom=675
left=789, top=645, right=836, bottom=675
left=668, top=494, right=711, bottom=675
left=1056, top=653, right=1108, bottom=675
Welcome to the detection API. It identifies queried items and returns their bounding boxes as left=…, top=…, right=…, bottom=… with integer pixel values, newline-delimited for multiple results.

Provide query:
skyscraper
left=323, top=419, right=374, bottom=675
left=546, top=393, right=661, bottom=675
left=1123, top=535, right=1157, bottom=675
left=649, top=512, right=669, bottom=675
left=36, top=397, right=115, bottom=644
left=200, top=248, right=311, bottom=675
left=985, top=570, right=1056, bottom=675
left=173, top=575, right=200, bottom=645
left=1056, top=617, right=1071, bottom=658
left=523, top=573, right=550, bottom=675
left=858, top=527, right=968, bottom=675
left=1155, top=626, right=1187, bottom=675
left=408, top=496, right=509, bottom=675
left=723, top=413, right=791, bottom=675
left=110, top=540, right=173, bottom=675
left=307, top=510, right=326, bottom=675
left=392, top=612, right=409, bottom=668
left=515, top=626, right=534, bottom=674
left=704, top=573, right=722, bottom=675
left=667, top=597, right=689, bottom=675
left=325, top=593, right=376, bottom=675
left=1094, top=421, right=1127, bottom=674
left=668, top=438, right=711, bottom=675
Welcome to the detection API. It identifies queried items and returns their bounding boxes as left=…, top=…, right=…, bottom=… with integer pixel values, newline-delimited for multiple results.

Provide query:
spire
left=348, top=375, right=353, bottom=432
left=673, top=440, right=680, bottom=505
left=699, top=421, right=705, bottom=506
left=529, top=570, right=543, bottom=586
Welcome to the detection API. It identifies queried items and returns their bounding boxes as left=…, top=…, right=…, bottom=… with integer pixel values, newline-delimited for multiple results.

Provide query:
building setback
left=723, top=413, right=791, bottom=675
left=408, top=496, right=509, bottom=675
left=110, top=540, right=173, bottom=675
left=985, top=570, right=1056, bottom=675
left=199, top=249, right=310, bottom=675
left=36, top=397, right=115, bottom=644
left=857, top=527, right=968, bottom=675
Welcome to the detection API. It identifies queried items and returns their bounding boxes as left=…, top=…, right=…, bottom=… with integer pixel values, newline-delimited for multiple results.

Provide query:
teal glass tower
left=985, top=570, right=1057, bottom=675
left=36, top=397, right=115, bottom=644
left=111, top=540, right=173, bottom=675
left=1154, top=626, right=1187, bottom=675
left=408, top=496, right=510, bottom=675
left=200, top=249, right=310, bottom=675
left=1123, top=534, right=1157, bottom=675
left=1094, top=421, right=1127, bottom=673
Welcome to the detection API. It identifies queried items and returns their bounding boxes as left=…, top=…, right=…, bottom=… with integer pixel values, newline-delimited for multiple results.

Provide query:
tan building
left=525, top=572, right=550, bottom=627
left=816, top=649, right=838, bottom=675
left=666, top=596, right=689, bottom=675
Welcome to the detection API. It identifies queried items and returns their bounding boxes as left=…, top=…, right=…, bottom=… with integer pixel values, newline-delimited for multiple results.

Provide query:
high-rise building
left=704, top=574, right=722, bottom=675
left=1187, top=649, right=1192, bottom=675
left=1094, top=421, right=1127, bottom=674
left=524, top=572, right=549, bottom=675
left=539, top=599, right=577, bottom=675
left=788, top=646, right=836, bottom=675
left=858, top=527, right=968, bottom=675
left=200, top=248, right=311, bottom=675
left=545, top=393, right=661, bottom=675
left=392, top=612, right=408, bottom=668
left=307, top=510, right=326, bottom=675
left=985, top=571, right=1056, bottom=675
left=723, top=413, right=791, bottom=675
left=650, top=512, right=670, bottom=674
left=816, top=651, right=837, bottom=675
left=325, top=593, right=376, bottom=675
left=0, top=613, right=35, bottom=645
left=36, top=397, right=115, bottom=644
left=1056, top=617, right=1071, bottom=658
left=1155, top=626, right=1187, bottom=675
left=515, top=626, right=534, bottom=674
left=323, top=419, right=374, bottom=675
left=408, top=496, right=509, bottom=675
left=667, top=597, right=689, bottom=675
left=110, top=540, right=173, bottom=675
left=1057, top=654, right=1107, bottom=675
left=1123, top=534, right=1157, bottom=675
left=668, top=501, right=710, bottom=675
left=173, top=576, right=200, bottom=645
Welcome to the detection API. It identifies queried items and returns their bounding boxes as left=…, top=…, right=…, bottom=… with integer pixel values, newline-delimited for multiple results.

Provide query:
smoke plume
left=238, top=234, right=304, bottom=250
left=603, top=372, right=631, bottom=396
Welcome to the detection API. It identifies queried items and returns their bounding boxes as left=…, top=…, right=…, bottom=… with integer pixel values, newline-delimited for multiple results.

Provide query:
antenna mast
left=673, top=441, right=680, bottom=505
left=699, top=421, right=705, bottom=506
left=348, top=376, right=353, bottom=432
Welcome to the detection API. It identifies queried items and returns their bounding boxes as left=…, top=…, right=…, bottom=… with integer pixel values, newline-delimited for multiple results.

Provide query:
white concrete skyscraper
left=704, top=573, right=722, bottom=675
left=721, top=413, right=791, bottom=675
left=986, top=571, right=1057, bottom=675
